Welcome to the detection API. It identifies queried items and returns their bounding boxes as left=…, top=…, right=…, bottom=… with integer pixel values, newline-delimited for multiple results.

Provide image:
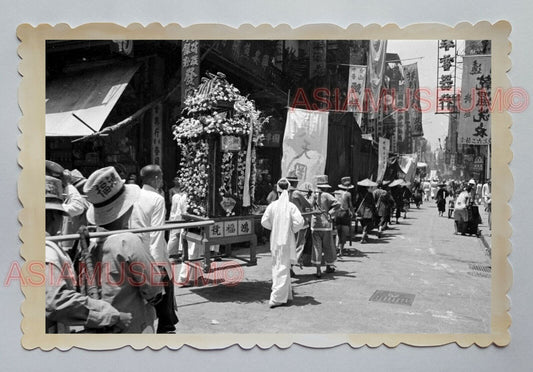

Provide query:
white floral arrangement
left=173, top=72, right=268, bottom=217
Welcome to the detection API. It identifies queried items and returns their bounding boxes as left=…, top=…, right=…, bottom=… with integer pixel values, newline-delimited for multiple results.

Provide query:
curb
left=479, top=232, right=491, bottom=257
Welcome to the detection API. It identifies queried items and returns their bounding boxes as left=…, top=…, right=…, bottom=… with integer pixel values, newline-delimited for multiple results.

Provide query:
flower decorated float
left=172, top=72, right=268, bottom=266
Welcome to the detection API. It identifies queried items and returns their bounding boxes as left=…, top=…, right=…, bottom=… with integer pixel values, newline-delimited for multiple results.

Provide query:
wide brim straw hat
left=338, top=176, right=354, bottom=189
left=315, top=175, right=331, bottom=189
left=70, top=169, right=87, bottom=189
left=357, top=178, right=378, bottom=187
left=388, top=179, right=404, bottom=188
left=45, top=176, right=67, bottom=215
left=84, top=166, right=141, bottom=226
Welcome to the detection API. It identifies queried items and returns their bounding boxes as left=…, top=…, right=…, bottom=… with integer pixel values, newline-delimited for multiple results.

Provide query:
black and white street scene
left=44, top=39, right=492, bottom=334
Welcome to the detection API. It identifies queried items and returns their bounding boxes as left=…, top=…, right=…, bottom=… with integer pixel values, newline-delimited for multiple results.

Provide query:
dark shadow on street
left=189, top=280, right=271, bottom=304
left=289, top=295, right=321, bottom=307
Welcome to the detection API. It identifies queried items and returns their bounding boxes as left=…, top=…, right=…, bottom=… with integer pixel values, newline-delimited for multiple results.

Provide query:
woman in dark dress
left=355, top=180, right=377, bottom=243
left=436, top=183, right=449, bottom=216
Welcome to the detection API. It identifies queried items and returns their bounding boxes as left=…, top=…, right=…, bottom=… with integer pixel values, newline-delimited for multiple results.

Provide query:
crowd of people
left=44, top=158, right=493, bottom=326
left=412, top=177, right=492, bottom=230
left=45, top=161, right=179, bottom=334
left=259, top=173, right=415, bottom=307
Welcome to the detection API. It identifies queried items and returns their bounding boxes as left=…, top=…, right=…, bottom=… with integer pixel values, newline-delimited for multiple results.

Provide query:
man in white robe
left=261, top=178, right=304, bottom=308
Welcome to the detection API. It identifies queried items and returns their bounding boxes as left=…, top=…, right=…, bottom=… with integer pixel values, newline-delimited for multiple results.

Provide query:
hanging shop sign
left=377, top=137, right=390, bottom=182
left=151, top=103, right=163, bottom=166
left=347, top=65, right=367, bottom=125
left=436, top=40, right=458, bottom=114
left=458, top=55, right=491, bottom=145
left=309, top=40, right=327, bottom=79
left=473, top=156, right=484, bottom=172
left=181, top=40, right=200, bottom=105
left=367, top=40, right=387, bottom=120
left=403, top=63, right=424, bottom=137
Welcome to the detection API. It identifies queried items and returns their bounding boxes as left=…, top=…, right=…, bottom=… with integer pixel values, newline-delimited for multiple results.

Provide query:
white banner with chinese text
left=367, top=40, right=387, bottom=120
left=347, top=65, right=367, bottom=125
left=377, top=137, right=390, bottom=182
left=281, top=108, right=329, bottom=188
left=458, top=55, right=491, bottom=145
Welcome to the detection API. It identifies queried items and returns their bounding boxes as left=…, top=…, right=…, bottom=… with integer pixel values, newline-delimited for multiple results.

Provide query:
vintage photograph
left=17, top=23, right=511, bottom=349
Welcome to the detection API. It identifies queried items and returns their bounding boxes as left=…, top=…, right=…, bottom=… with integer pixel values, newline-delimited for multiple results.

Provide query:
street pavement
left=171, top=201, right=492, bottom=334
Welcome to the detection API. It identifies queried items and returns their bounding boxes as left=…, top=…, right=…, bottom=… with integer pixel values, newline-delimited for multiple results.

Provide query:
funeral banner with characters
left=367, top=40, right=387, bottom=120
left=347, top=65, right=367, bottom=125
left=458, top=55, right=491, bottom=145
left=282, top=108, right=329, bottom=188
left=403, top=63, right=424, bottom=137
left=377, top=137, right=390, bottom=182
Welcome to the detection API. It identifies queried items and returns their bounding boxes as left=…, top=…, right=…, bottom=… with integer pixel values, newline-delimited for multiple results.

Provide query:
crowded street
left=174, top=202, right=491, bottom=334
left=42, top=39, right=494, bottom=337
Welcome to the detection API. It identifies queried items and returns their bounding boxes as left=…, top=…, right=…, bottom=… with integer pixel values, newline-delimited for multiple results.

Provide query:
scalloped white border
left=17, top=22, right=512, bottom=350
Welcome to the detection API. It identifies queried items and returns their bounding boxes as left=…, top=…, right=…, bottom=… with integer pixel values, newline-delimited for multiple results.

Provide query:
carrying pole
left=46, top=220, right=215, bottom=243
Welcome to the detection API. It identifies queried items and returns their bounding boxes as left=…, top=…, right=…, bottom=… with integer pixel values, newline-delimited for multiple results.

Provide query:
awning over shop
left=46, top=63, right=139, bottom=137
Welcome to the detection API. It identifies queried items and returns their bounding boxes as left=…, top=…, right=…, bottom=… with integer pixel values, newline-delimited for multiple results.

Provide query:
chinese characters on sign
left=151, top=103, right=163, bottom=166
left=377, top=137, right=390, bottom=182
left=181, top=40, right=200, bottom=105
left=436, top=40, right=458, bottom=114
left=458, top=55, right=491, bottom=145
left=346, top=65, right=367, bottom=125
left=207, top=219, right=253, bottom=238
left=403, top=63, right=423, bottom=137
left=309, top=41, right=327, bottom=80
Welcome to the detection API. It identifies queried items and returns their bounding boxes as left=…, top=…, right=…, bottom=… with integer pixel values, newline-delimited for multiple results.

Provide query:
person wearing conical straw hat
left=261, top=178, right=304, bottom=308
left=355, top=179, right=377, bottom=243
left=310, top=175, right=340, bottom=278
left=334, top=176, right=355, bottom=257
left=389, top=180, right=404, bottom=224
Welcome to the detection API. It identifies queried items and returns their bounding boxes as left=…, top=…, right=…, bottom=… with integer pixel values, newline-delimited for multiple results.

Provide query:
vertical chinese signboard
left=403, top=63, right=423, bottom=137
left=347, top=65, right=367, bottom=125
left=367, top=40, right=387, bottom=120
left=458, top=55, right=491, bottom=145
left=181, top=40, right=200, bottom=105
left=151, top=103, right=163, bottom=166
left=436, top=40, right=458, bottom=114
left=309, top=41, right=327, bottom=80
left=377, top=137, right=390, bottom=182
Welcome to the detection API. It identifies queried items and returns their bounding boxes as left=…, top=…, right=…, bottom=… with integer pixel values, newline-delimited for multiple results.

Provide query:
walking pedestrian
left=130, top=164, right=179, bottom=334
left=334, top=176, right=354, bottom=257
left=436, top=183, right=449, bottom=217
left=83, top=166, right=164, bottom=333
left=355, top=179, right=377, bottom=243
left=45, top=175, right=132, bottom=334
left=373, top=181, right=394, bottom=238
left=261, top=178, right=304, bottom=308
left=286, top=172, right=313, bottom=276
left=45, top=160, right=87, bottom=251
left=389, top=180, right=404, bottom=224
left=310, top=175, right=340, bottom=278
left=167, top=181, right=188, bottom=263
left=482, top=179, right=491, bottom=230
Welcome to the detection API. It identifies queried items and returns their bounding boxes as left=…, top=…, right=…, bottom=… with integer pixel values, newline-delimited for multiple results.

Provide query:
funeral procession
left=43, top=39, right=492, bottom=334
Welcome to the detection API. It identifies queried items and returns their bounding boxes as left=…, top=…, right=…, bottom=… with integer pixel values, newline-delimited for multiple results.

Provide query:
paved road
left=172, top=202, right=491, bottom=334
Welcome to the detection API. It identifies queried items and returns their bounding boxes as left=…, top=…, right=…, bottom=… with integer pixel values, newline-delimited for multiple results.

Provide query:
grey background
left=1, top=1, right=531, bottom=371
